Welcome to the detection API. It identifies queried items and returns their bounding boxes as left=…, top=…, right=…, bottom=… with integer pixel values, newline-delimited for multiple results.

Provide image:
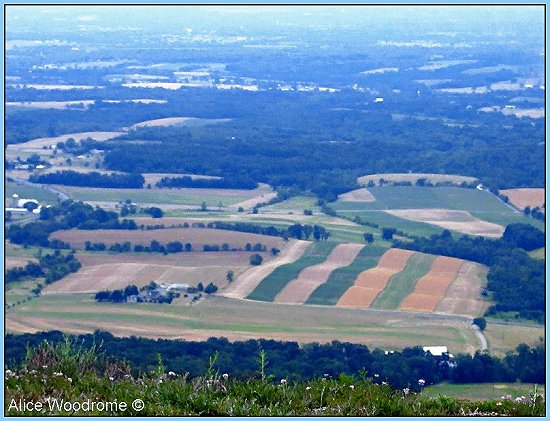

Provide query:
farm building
left=423, top=346, right=448, bottom=356
left=167, top=283, right=190, bottom=291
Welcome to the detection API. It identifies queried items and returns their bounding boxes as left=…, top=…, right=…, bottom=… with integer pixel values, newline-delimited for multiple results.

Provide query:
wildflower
left=306, top=386, right=311, bottom=391
left=374, top=374, right=379, bottom=378
left=159, top=379, right=163, bottom=384
left=53, top=371, right=63, bottom=377
left=67, top=377, right=72, bottom=383
left=324, top=373, right=329, bottom=377
left=403, top=388, right=410, bottom=396
left=280, top=379, right=287, bottom=385
left=418, top=379, right=425, bottom=387
left=349, top=385, right=355, bottom=390
left=168, top=371, right=177, bottom=378
left=109, top=376, right=114, bottom=381
left=42, top=365, right=48, bottom=369
left=30, top=370, right=37, bottom=375
left=496, top=402, right=502, bottom=406
left=382, top=381, right=388, bottom=385
left=5, top=370, right=13, bottom=376
left=515, top=397, right=522, bottom=402
left=222, top=373, right=229, bottom=381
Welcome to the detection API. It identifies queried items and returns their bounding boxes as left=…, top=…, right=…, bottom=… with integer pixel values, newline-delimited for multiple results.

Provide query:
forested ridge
left=5, top=331, right=545, bottom=389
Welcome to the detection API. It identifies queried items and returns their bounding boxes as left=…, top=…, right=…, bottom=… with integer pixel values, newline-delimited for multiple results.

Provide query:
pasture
left=49, top=227, right=285, bottom=251
left=6, top=182, right=61, bottom=205
left=5, top=294, right=481, bottom=354
left=7, top=131, right=123, bottom=150
left=484, top=323, right=545, bottom=357
left=50, top=184, right=271, bottom=207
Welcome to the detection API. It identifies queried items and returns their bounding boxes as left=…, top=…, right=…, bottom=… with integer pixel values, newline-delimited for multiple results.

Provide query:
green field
left=370, top=252, right=436, bottom=309
left=7, top=294, right=480, bottom=354
left=6, top=182, right=60, bottom=205
left=246, top=241, right=337, bottom=302
left=423, top=382, right=544, bottom=401
left=306, top=244, right=388, bottom=305
left=341, top=186, right=513, bottom=212
left=56, top=186, right=258, bottom=206
left=336, top=210, right=445, bottom=238
left=261, top=195, right=320, bottom=212
left=470, top=211, right=545, bottom=231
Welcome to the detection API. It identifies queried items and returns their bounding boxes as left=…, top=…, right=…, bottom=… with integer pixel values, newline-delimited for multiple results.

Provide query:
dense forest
left=393, top=224, right=545, bottom=322
left=5, top=331, right=545, bottom=389
left=30, top=171, right=145, bottom=189
left=157, top=175, right=257, bottom=190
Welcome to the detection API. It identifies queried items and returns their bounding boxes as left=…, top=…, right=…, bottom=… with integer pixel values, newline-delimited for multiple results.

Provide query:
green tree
left=226, top=271, right=234, bottom=283
left=363, top=233, right=374, bottom=244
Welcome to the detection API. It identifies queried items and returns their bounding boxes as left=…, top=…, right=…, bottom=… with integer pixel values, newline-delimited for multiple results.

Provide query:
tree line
left=156, top=175, right=258, bottom=190
left=30, top=171, right=145, bottom=189
left=5, top=331, right=544, bottom=390
left=5, top=250, right=81, bottom=286
left=6, top=201, right=137, bottom=247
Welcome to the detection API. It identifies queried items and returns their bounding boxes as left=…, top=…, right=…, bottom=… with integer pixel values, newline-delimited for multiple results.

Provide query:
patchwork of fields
left=244, top=244, right=489, bottom=319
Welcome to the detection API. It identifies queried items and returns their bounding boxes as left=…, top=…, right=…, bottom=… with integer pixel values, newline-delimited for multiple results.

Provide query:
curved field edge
left=306, top=244, right=388, bottom=305
left=246, top=241, right=336, bottom=302
left=370, top=252, right=437, bottom=309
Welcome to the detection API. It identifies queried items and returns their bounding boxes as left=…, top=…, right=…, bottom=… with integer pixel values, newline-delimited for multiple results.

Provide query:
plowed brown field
left=49, top=228, right=284, bottom=251
left=274, top=243, right=365, bottom=304
left=337, top=249, right=413, bottom=307
left=499, top=188, right=545, bottom=211
left=399, top=256, right=463, bottom=312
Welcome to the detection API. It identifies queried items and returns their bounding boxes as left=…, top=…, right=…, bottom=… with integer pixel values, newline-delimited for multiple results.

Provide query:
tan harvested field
left=6, top=100, right=95, bottom=109
left=337, top=188, right=376, bottom=202
left=399, top=256, right=464, bottom=312
left=6, top=295, right=481, bottom=354
left=337, top=249, right=414, bottom=307
left=435, top=262, right=490, bottom=317
left=499, top=188, right=545, bottom=211
left=5, top=257, right=37, bottom=270
left=274, top=243, right=365, bottom=304
left=142, top=172, right=221, bottom=186
left=484, top=323, right=545, bottom=357
left=129, top=117, right=194, bottom=129
left=230, top=192, right=278, bottom=210
left=221, top=240, right=311, bottom=299
left=386, top=209, right=504, bottom=238
left=49, top=227, right=284, bottom=251
left=8, top=131, right=124, bottom=150
left=43, top=251, right=254, bottom=294
left=358, top=173, right=477, bottom=186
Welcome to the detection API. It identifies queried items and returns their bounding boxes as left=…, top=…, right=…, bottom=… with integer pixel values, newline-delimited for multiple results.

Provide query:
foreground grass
left=4, top=340, right=544, bottom=416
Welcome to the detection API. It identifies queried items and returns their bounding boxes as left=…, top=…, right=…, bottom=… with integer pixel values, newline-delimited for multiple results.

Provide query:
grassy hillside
left=4, top=340, right=544, bottom=416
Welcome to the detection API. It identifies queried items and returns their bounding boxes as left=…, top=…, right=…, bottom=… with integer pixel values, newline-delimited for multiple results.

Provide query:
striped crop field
left=246, top=241, right=336, bottom=302
left=306, top=244, right=388, bottom=306
left=370, top=252, right=437, bottom=309
left=274, top=243, right=365, bottom=304
left=336, top=249, right=414, bottom=308
left=399, top=256, right=465, bottom=313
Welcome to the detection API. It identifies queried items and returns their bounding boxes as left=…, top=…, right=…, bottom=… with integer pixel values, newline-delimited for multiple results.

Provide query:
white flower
left=382, top=381, right=388, bottom=385
left=280, top=379, right=287, bottom=385
left=403, top=388, right=410, bottom=395
left=496, top=402, right=502, bottom=406
left=374, top=373, right=379, bottom=378
left=168, top=371, right=176, bottom=377
left=418, top=379, right=425, bottom=386
left=515, top=397, right=522, bottom=402
left=109, top=376, right=114, bottom=381
left=349, top=385, right=355, bottom=390
left=222, top=373, right=229, bottom=381
left=5, top=370, right=13, bottom=376
left=306, top=386, right=311, bottom=391
left=67, top=377, right=72, bottom=383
